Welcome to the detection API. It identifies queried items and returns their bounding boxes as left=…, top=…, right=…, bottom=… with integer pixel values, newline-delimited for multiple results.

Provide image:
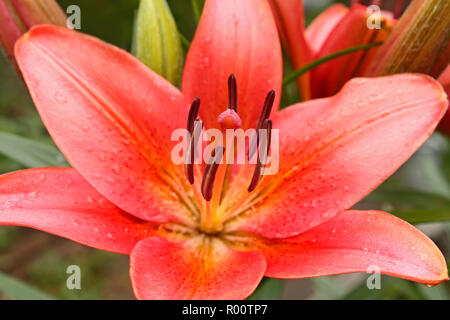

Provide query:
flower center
left=184, top=74, right=275, bottom=234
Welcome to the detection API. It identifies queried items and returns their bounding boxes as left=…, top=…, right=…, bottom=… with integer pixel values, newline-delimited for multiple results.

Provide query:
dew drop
left=54, top=92, right=67, bottom=104
left=29, top=80, right=39, bottom=88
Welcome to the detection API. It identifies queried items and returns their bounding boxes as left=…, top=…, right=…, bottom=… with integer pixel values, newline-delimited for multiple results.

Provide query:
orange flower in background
left=269, top=0, right=396, bottom=99
left=0, top=0, right=448, bottom=299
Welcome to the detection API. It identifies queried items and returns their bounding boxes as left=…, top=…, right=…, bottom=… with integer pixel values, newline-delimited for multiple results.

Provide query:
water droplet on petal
left=54, top=92, right=67, bottom=104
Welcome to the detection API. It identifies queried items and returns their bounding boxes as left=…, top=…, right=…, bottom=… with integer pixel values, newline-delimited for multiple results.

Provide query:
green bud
left=365, top=0, right=450, bottom=78
left=136, top=0, right=183, bottom=86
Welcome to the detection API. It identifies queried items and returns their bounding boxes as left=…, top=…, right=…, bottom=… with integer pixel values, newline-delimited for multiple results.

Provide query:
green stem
left=179, top=32, right=190, bottom=51
left=190, top=0, right=201, bottom=23
left=282, top=42, right=383, bottom=87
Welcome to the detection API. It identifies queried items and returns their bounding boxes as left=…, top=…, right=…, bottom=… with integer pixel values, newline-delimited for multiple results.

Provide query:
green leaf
left=135, top=0, right=184, bottom=86
left=312, top=277, right=345, bottom=299
left=367, top=187, right=450, bottom=223
left=343, top=278, right=386, bottom=300
left=416, top=283, right=449, bottom=300
left=247, top=278, right=285, bottom=300
left=190, top=0, right=202, bottom=23
left=343, top=276, right=429, bottom=300
left=0, top=271, right=56, bottom=300
left=0, top=131, right=68, bottom=168
left=282, top=42, right=383, bottom=87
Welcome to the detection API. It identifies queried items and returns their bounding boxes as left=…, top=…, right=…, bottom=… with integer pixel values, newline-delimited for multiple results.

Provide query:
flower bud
left=365, top=0, right=450, bottom=77
left=0, top=0, right=22, bottom=69
left=0, top=0, right=66, bottom=71
left=8, top=0, right=66, bottom=28
left=135, top=0, right=183, bottom=86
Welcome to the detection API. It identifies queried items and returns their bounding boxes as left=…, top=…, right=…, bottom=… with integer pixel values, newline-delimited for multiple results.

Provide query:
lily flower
left=269, top=0, right=397, bottom=99
left=0, top=0, right=448, bottom=299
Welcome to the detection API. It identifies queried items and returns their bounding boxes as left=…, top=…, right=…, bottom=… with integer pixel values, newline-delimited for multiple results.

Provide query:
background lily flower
left=269, top=0, right=397, bottom=99
left=0, top=0, right=448, bottom=300
left=365, top=0, right=450, bottom=78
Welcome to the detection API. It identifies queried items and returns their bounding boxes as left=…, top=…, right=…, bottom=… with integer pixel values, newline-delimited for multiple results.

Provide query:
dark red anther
left=263, top=119, right=273, bottom=155
left=185, top=97, right=201, bottom=184
left=249, top=90, right=276, bottom=159
left=201, top=146, right=225, bottom=201
left=248, top=119, right=272, bottom=192
left=228, top=74, right=238, bottom=112
left=187, top=97, right=200, bottom=134
left=256, top=90, right=275, bottom=131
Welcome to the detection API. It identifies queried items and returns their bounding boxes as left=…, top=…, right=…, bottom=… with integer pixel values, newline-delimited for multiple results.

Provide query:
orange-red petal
left=305, top=4, right=348, bottom=54
left=226, top=74, right=448, bottom=238
left=182, top=0, right=282, bottom=130
left=310, top=4, right=394, bottom=98
left=268, top=0, right=312, bottom=100
left=0, top=168, right=155, bottom=254
left=15, top=25, right=194, bottom=225
left=258, top=210, right=448, bottom=285
left=130, top=236, right=266, bottom=300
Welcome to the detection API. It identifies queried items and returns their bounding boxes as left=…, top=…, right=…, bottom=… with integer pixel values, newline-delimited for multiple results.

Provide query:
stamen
left=201, top=146, right=225, bottom=201
left=185, top=97, right=201, bottom=184
left=256, top=90, right=276, bottom=130
left=248, top=119, right=272, bottom=192
left=187, top=97, right=200, bottom=134
left=184, top=120, right=202, bottom=184
left=228, top=74, right=238, bottom=112
left=264, top=119, right=273, bottom=157
left=249, top=90, right=276, bottom=159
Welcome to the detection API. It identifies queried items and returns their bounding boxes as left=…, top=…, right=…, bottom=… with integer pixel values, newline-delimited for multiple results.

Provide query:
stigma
left=218, top=109, right=242, bottom=129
